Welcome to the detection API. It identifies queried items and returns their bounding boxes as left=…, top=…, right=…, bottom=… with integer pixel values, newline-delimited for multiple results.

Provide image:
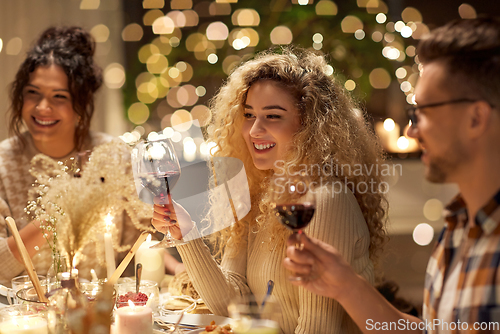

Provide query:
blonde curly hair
left=204, top=47, right=388, bottom=262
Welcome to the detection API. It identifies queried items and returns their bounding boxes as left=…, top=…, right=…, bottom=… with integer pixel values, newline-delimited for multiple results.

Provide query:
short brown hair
left=417, top=17, right=500, bottom=108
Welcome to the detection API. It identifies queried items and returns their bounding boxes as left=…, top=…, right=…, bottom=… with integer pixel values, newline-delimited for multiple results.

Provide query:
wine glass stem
left=293, top=230, right=304, bottom=250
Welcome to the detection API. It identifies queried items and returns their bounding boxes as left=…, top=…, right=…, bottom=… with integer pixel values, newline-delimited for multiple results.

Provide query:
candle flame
left=105, top=213, right=113, bottom=231
left=146, top=234, right=152, bottom=242
left=90, top=269, right=98, bottom=282
left=128, top=300, right=135, bottom=309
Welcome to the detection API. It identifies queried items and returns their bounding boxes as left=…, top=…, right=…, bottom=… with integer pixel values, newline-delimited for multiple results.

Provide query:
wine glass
left=228, top=295, right=280, bottom=334
left=270, top=173, right=316, bottom=280
left=132, top=139, right=184, bottom=248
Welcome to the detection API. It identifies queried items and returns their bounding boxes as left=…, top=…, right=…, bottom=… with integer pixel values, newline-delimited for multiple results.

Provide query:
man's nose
left=406, top=122, right=418, bottom=139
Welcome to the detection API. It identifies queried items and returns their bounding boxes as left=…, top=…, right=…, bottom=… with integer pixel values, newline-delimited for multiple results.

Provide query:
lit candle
left=135, top=234, right=165, bottom=285
left=90, top=269, right=98, bottom=282
left=115, top=300, right=152, bottom=334
left=0, top=316, right=49, bottom=334
left=104, top=213, right=116, bottom=279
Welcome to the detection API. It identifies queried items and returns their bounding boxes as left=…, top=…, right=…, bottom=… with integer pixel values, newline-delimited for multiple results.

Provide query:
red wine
left=275, top=204, right=315, bottom=230
left=139, top=171, right=180, bottom=199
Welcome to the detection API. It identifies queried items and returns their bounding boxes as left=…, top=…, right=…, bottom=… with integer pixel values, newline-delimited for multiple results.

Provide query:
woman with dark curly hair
left=0, top=26, right=145, bottom=285
left=152, top=47, right=388, bottom=333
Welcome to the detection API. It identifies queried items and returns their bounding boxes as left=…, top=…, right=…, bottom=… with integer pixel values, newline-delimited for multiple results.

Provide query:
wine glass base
left=149, top=239, right=185, bottom=248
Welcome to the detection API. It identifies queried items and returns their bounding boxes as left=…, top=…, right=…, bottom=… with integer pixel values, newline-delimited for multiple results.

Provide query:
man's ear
left=467, top=101, right=492, bottom=139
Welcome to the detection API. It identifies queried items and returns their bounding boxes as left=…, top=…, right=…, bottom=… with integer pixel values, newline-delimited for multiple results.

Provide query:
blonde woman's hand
left=283, top=233, right=359, bottom=301
left=152, top=198, right=194, bottom=240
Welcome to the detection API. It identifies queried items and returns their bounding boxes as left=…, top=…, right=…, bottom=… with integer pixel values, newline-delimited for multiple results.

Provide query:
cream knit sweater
left=0, top=132, right=145, bottom=286
left=177, top=186, right=374, bottom=334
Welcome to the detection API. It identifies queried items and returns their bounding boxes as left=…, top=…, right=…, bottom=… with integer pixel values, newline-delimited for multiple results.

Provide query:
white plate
left=158, top=313, right=231, bottom=327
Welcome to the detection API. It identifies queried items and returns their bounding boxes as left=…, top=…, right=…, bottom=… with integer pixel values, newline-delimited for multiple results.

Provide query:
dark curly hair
left=8, top=26, right=103, bottom=150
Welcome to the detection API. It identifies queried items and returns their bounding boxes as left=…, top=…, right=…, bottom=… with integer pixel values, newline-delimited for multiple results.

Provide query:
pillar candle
left=0, top=316, right=49, bottom=334
left=115, top=304, right=152, bottom=334
left=104, top=214, right=116, bottom=279
left=134, top=234, right=165, bottom=285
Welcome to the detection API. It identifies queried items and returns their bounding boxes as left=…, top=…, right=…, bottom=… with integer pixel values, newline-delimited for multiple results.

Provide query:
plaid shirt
left=423, top=189, right=500, bottom=333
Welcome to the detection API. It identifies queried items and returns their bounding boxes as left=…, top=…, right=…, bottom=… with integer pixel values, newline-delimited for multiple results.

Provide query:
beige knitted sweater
left=0, top=131, right=145, bottom=286
left=177, top=186, right=374, bottom=334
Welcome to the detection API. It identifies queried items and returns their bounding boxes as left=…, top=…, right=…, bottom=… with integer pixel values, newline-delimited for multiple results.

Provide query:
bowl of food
left=114, top=279, right=160, bottom=312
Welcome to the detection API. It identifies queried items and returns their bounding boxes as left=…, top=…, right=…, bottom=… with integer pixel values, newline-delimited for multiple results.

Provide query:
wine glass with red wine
left=271, top=173, right=316, bottom=281
left=132, top=139, right=184, bottom=248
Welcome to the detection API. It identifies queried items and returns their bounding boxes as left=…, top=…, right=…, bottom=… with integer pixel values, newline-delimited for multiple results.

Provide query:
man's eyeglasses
left=406, top=98, right=479, bottom=126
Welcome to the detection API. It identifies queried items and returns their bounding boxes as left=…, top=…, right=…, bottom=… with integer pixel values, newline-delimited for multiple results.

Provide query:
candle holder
left=0, top=304, right=50, bottom=334
left=115, top=279, right=160, bottom=314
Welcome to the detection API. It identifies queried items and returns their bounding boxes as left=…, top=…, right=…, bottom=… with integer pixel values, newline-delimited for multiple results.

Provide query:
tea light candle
left=104, top=214, right=116, bottom=279
left=135, top=234, right=165, bottom=285
left=115, top=301, right=152, bottom=334
left=0, top=316, right=49, bottom=334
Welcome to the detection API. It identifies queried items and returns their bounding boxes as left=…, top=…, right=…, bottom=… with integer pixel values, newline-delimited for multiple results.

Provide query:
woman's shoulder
left=0, top=134, right=27, bottom=158
left=313, top=179, right=366, bottom=224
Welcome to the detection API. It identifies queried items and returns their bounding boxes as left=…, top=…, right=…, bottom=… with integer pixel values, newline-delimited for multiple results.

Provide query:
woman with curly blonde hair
left=153, top=47, right=388, bottom=333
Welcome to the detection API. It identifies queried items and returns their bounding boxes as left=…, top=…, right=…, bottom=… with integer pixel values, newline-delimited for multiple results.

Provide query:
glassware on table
left=47, top=271, right=89, bottom=334
left=7, top=275, right=46, bottom=305
left=228, top=295, right=280, bottom=334
left=132, top=139, right=184, bottom=248
left=0, top=304, right=50, bottom=333
left=46, top=253, right=68, bottom=292
left=270, top=173, right=316, bottom=281
left=114, top=279, right=160, bottom=314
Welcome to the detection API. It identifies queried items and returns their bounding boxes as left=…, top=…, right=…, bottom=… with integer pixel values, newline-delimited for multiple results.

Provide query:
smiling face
left=241, top=80, right=302, bottom=171
left=22, top=64, right=79, bottom=157
left=407, top=62, right=471, bottom=183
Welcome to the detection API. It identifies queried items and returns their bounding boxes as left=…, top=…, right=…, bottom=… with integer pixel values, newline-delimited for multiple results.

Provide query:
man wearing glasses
left=284, top=17, right=500, bottom=333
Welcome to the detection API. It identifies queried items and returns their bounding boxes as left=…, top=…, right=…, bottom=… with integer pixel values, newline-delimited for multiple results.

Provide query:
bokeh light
left=80, top=0, right=100, bottom=10
left=171, top=109, right=193, bottom=132
left=90, top=24, right=109, bottom=43
left=315, top=0, right=338, bottom=15
left=128, top=102, right=150, bottom=125
left=458, top=3, right=477, bottom=19
left=401, top=7, right=422, bottom=23
left=369, top=68, right=391, bottom=89
left=344, top=79, right=356, bottom=91
left=152, top=15, right=175, bottom=34
left=375, top=13, right=386, bottom=24
left=232, top=9, right=260, bottom=26
left=143, top=0, right=165, bottom=9
left=341, top=15, right=363, bottom=33
left=6, top=37, right=22, bottom=55
left=270, top=26, right=293, bottom=45
left=206, top=22, right=229, bottom=40
left=423, top=199, right=444, bottom=221
left=147, top=54, right=169, bottom=73
left=191, top=105, right=212, bottom=127
left=167, top=11, right=187, bottom=28
left=413, top=223, right=434, bottom=246
left=104, top=63, right=126, bottom=89
left=138, top=44, right=160, bottom=63
left=171, top=0, right=192, bottom=10
left=122, top=23, right=144, bottom=41
left=383, top=118, right=395, bottom=131
left=144, top=9, right=164, bottom=26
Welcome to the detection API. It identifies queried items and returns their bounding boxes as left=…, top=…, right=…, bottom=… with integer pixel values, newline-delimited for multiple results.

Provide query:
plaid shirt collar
left=444, top=189, right=500, bottom=236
